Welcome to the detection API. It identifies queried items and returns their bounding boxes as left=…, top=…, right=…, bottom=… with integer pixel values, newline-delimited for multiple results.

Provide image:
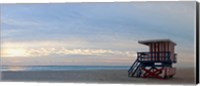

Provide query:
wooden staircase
left=128, top=60, right=142, bottom=77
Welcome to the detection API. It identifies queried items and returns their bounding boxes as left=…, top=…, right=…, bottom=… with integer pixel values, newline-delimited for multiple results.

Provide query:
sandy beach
left=1, top=67, right=195, bottom=84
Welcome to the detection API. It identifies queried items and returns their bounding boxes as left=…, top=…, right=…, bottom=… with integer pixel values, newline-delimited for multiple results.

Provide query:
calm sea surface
left=1, top=66, right=130, bottom=71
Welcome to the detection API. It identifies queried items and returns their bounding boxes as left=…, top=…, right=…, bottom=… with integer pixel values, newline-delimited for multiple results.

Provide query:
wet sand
left=1, top=67, right=195, bottom=84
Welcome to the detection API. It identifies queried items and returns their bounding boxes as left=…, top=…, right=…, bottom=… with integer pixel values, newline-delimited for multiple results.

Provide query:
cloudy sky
left=0, top=2, right=196, bottom=67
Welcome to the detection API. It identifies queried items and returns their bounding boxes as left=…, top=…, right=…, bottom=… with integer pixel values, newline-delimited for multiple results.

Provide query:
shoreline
left=1, top=68, right=195, bottom=84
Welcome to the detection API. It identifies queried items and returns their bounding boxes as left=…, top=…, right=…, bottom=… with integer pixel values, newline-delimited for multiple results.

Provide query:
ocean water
left=0, top=66, right=130, bottom=71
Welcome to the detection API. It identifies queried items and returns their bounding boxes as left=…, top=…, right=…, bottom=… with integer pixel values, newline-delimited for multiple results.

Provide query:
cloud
left=1, top=47, right=135, bottom=58
left=28, top=48, right=134, bottom=56
left=1, top=40, right=89, bottom=49
left=1, top=41, right=136, bottom=58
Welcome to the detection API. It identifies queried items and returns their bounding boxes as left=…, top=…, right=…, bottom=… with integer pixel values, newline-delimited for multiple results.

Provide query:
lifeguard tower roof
left=138, top=39, right=176, bottom=45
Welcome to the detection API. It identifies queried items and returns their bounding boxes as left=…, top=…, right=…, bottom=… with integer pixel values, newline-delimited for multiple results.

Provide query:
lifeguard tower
left=128, top=39, right=177, bottom=79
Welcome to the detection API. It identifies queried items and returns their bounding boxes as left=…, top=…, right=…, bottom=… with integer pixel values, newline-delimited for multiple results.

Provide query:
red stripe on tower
left=166, top=42, right=169, bottom=61
left=158, top=43, right=159, bottom=61
left=153, top=43, right=155, bottom=61
left=155, top=43, right=158, bottom=61
left=164, top=43, right=165, bottom=61
left=151, top=43, right=154, bottom=61
left=151, top=43, right=153, bottom=61
left=161, top=43, right=164, bottom=61
left=169, top=43, right=172, bottom=61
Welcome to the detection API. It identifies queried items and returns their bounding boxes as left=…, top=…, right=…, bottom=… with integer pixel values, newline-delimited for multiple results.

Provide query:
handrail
left=137, top=52, right=172, bottom=62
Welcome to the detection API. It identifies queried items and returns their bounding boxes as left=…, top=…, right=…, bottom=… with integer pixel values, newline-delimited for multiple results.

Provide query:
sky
left=0, top=2, right=196, bottom=67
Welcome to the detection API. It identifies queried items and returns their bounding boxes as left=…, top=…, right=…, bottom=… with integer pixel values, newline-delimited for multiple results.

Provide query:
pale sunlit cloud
left=1, top=41, right=136, bottom=58
left=1, top=47, right=135, bottom=58
left=1, top=40, right=89, bottom=49
left=1, top=40, right=140, bottom=58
